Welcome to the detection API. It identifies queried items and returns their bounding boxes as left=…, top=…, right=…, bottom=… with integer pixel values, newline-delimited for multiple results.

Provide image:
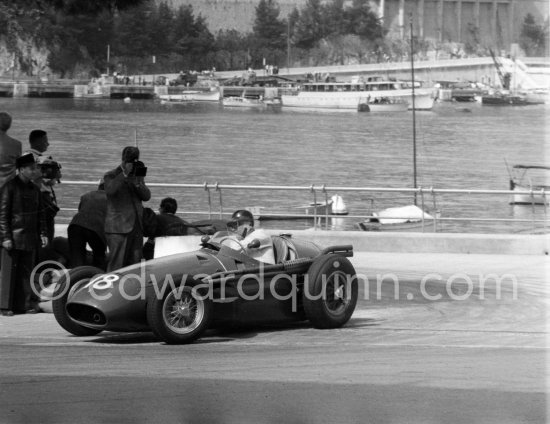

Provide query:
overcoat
left=103, top=166, right=151, bottom=234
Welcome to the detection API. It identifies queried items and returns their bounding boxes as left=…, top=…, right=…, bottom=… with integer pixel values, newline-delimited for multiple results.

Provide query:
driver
left=226, top=209, right=275, bottom=264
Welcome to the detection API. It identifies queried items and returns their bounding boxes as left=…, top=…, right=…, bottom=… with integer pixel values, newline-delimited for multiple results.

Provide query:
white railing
left=60, top=180, right=549, bottom=233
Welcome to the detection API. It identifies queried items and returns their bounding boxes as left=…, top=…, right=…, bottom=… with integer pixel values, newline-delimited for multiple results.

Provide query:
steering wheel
left=202, top=231, right=244, bottom=251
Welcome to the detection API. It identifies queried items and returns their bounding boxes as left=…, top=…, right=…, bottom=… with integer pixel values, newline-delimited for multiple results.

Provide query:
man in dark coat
left=142, top=197, right=190, bottom=260
left=27, top=129, right=60, bottom=242
left=0, top=153, right=48, bottom=315
left=0, top=112, right=22, bottom=189
left=103, top=146, right=151, bottom=272
left=67, top=182, right=107, bottom=269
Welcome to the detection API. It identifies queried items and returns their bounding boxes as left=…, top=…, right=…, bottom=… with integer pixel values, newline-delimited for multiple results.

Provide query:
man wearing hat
left=0, top=153, right=48, bottom=315
left=103, top=146, right=151, bottom=271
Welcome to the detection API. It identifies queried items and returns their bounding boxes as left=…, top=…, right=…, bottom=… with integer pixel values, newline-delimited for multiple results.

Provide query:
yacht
left=281, top=76, right=436, bottom=111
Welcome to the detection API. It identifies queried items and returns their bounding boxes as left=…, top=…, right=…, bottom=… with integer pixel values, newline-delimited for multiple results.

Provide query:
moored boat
left=357, top=204, right=435, bottom=231
left=508, top=164, right=550, bottom=205
left=481, top=91, right=543, bottom=106
left=159, top=89, right=220, bottom=103
left=281, top=76, right=436, bottom=111
left=223, top=95, right=281, bottom=109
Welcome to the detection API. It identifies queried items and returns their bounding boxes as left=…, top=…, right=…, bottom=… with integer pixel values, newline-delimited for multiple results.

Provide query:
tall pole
left=11, top=52, right=15, bottom=82
left=107, top=44, right=110, bottom=76
left=410, top=13, right=417, bottom=205
left=287, top=19, right=291, bottom=73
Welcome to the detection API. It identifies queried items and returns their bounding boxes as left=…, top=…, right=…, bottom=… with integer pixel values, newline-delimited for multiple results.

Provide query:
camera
left=130, top=160, right=147, bottom=177
left=40, top=160, right=62, bottom=182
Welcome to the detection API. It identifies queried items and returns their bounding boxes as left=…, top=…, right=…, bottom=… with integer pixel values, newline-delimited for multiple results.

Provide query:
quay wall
left=0, top=57, right=547, bottom=98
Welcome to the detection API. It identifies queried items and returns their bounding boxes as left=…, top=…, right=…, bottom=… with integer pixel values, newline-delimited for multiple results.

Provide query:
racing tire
left=147, top=282, right=212, bottom=344
left=52, top=266, right=104, bottom=336
left=302, top=254, right=358, bottom=329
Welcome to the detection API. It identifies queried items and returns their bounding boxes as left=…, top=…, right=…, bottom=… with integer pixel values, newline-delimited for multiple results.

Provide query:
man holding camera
left=103, top=146, right=151, bottom=272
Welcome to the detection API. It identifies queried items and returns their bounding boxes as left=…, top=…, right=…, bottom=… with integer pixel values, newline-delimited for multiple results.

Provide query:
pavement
left=0, top=251, right=548, bottom=423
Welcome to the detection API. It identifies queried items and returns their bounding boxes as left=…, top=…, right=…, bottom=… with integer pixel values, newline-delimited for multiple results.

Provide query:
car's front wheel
left=302, top=254, right=358, bottom=329
left=147, top=282, right=212, bottom=344
left=52, top=266, right=104, bottom=336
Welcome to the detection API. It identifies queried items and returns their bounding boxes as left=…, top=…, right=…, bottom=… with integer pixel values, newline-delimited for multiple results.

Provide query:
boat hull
left=481, top=94, right=543, bottom=106
left=282, top=89, right=435, bottom=111
left=510, top=186, right=548, bottom=205
left=358, top=100, right=409, bottom=112
left=159, top=90, right=220, bottom=102
left=223, top=97, right=281, bottom=109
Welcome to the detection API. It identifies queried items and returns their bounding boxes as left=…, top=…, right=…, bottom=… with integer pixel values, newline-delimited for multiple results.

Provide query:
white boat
left=508, top=164, right=550, bottom=205
left=281, top=76, right=436, bottom=111
left=223, top=95, right=281, bottom=109
left=159, top=89, right=220, bottom=103
left=358, top=96, right=409, bottom=112
left=357, top=204, right=435, bottom=231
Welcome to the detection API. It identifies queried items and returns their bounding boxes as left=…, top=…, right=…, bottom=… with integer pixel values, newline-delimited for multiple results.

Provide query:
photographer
left=103, top=146, right=151, bottom=272
left=27, top=130, right=61, bottom=242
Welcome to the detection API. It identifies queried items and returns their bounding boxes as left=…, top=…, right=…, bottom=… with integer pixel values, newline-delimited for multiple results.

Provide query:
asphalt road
left=0, top=252, right=548, bottom=424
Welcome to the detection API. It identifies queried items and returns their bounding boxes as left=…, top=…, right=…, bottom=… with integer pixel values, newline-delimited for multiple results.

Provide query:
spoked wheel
left=147, top=283, right=212, bottom=344
left=303, top=254, right=358, bottom=329
left=52, top=266, right=104, bottom=336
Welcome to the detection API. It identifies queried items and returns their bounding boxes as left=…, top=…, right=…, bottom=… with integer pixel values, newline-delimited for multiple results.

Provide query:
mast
left=409, top=13, right=417, bottom=205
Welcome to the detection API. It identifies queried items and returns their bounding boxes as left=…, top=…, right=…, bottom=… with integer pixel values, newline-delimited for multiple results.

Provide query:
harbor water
left=0, top=97, right=548, bottom=233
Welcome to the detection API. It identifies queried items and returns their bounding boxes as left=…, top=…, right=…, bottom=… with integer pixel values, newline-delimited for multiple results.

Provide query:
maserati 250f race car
left=52, top=232, right=358, bottom=344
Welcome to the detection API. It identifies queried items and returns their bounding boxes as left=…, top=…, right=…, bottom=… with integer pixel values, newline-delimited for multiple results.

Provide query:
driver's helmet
left=227, top=209, right=254, bottom=237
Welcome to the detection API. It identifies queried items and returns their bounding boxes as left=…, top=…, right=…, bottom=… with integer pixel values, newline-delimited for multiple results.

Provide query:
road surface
left=0, top=252, right=547, bottom=423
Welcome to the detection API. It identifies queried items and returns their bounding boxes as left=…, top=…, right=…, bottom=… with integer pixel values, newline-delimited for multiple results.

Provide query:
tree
left=323, top=0, right=346, bottom=37
left=215, top=29, right=248, bottom=70
left=46, top=0, right=149, bottom=15
left=344, top=0, right=385, bottom=40
left=115, top=3, right=154, bottom=58
left=252, top=0, right=286, bottom=51
left=149, top=2, right=174, bottom=56
left=292, top=0, right=325, bottom=49
left=519, top=13, right=547, bottom=56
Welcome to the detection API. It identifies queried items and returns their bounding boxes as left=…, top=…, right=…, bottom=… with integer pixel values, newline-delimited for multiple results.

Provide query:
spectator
left=0, top=112, right=22, bottom=189
left=0, top=153, right=48, bottom=315
left=67, top=182, right=107, bottom=269
left=142, top=197, right=189, bottom=260
left=27, top=129, right=61, bottom=242
left=103, top=146, right=151, bottom=271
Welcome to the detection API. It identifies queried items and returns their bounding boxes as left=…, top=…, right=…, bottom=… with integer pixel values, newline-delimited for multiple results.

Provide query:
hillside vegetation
left=0, top=0, right=546, bottom=79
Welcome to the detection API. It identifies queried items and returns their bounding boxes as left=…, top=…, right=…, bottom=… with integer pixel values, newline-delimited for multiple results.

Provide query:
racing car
left=52, top=231, right=358, bottom=344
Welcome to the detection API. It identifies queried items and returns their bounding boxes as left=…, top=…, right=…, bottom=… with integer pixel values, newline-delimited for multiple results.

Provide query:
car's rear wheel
left=52, top=266, right=104, bottom=336
left=302, top=254, right=358, bottom=329
left=147, top=282, right=212, bottom=344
